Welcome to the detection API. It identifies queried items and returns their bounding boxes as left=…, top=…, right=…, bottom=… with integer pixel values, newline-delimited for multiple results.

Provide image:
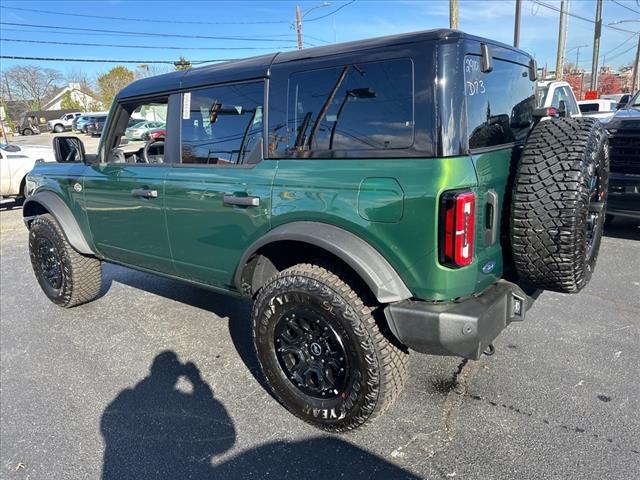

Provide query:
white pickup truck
left=536, top=80, right=582, bottom=118
left=577, top=99, right=618, bottom=122
left=47, top=112, right=82, bottom=133
left=0, top=143, right=55, bottom=202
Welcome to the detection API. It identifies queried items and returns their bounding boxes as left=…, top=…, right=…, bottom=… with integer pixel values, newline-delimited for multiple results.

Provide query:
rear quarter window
left=465, top=56, right=535, bottom=150
left=271, top=58, right=414, bottom=158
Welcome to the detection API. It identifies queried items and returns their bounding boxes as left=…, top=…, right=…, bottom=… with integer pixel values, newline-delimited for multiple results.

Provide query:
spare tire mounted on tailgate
left=511, top=117, right=609, bottom=293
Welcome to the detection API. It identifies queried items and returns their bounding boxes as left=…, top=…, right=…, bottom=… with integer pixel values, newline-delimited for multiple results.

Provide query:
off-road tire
left=22, top=128, right=33, bottom=136
left=29, top=214, right=102, bottom=307
left=511, top=117, right=609, bottom=293
left=252, top=263, right=408, bottom=432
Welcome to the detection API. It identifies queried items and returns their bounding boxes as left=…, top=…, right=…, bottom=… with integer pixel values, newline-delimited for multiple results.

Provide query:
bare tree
left=135, top=64, right=173, bottom=79
left=1, top=65, right=62, bottom=111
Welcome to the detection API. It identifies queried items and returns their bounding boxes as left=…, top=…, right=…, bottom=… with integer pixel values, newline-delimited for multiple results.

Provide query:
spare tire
left=510, top=117, right=609, bottom=293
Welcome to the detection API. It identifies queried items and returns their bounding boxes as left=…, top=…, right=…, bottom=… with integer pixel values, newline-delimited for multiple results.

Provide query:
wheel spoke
left=274, top=307, right=349, bottom=399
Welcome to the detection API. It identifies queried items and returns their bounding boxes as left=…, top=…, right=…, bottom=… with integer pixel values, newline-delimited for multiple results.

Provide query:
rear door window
left=181, top=82, right=264, bottom=165
left=465, top=56, right=535, bottom=150
left=276, top=58, right=414, bottom=157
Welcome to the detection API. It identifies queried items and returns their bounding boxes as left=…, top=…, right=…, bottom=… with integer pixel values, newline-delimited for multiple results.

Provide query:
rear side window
left=275, top=58, right=413, bottom=157
left=181, top=82, right=264, bottom=165
left=551, top=86, right=579, bottom=116
left=579, top=102, right=599, bottom=113
left=465, top=56, right=535, bottom=150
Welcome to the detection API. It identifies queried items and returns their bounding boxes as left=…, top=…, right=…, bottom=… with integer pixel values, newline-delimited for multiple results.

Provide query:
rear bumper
left=607, top=172, right=640, bottom=219
left=384, top=280, right=539, bottom=360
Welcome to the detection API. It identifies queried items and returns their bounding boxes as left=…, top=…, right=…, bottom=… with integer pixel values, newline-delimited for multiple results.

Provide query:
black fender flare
left=23, top=191, right=94, bottom=255
left=234, top=221, right=412, bottom=304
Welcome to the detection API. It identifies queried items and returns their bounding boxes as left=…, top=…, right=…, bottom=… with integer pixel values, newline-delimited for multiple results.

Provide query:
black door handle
left=131, top=188, right=158, bottom=199
left=223, top=194, right=260, bottom=207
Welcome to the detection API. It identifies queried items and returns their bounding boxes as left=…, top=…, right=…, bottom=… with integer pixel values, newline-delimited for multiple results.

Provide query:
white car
left=577, top=99, right=618, bottom=122
left=536, top=80, right=581, bottom=118
left=0, top=144, right=55, bottom=200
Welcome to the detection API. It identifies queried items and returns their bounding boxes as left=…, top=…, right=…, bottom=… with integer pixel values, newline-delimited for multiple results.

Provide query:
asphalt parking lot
left=7, top=131, right=102, bottom=155
left=1, top=206, right=639, bottom=479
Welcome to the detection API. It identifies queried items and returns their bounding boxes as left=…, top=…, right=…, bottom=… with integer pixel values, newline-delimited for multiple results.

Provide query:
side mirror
left=53, top=136, right=85, bottom=163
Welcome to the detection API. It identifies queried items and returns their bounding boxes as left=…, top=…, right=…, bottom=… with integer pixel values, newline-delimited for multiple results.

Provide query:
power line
left=0, top=3, right=353, bottom=26
left=0, top=5, right=291, bottom=25
left=304, top=0, right=356, bottom=21
left=0, top=26, right=312, bottom=44
left=532, top=0, right=640, bottom=34
left=606, top=42, right=638, bottom=61
left=603, top=32, right=638, bottom=56
left=0, top=55, right=236, bottom=65
left=0, top=22, right=310, bottom=44
left=611, top=0, right=640, bottom=15
left=0, top=38, right=294, bottom=51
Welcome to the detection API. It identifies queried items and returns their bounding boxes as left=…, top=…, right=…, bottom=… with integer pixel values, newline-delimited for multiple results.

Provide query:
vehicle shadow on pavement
left=100, top=351, right=420, bottom=480
left=603, top=217, right=640, bottom=241
left=99, top=264, right=273, bottom=399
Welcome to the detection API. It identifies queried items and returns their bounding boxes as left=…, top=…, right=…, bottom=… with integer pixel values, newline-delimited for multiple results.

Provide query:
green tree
left=60, top=90, right=83, bottom=110
left=97, top=66, right=135, bottom=108
left=174, top=57, right=192, bottom=71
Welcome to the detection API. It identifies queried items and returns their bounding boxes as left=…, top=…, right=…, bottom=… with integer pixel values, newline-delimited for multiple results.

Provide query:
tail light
left=439, top=190, right=476, bottom=268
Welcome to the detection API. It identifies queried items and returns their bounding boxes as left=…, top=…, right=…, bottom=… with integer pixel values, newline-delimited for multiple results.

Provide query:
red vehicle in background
left=142, top=128, right=166, bottom=141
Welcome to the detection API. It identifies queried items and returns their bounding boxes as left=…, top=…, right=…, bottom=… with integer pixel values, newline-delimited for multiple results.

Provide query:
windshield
left=631, top=91, right=640, bottom=107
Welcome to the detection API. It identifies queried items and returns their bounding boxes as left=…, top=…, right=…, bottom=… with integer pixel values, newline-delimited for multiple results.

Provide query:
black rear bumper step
left=384, top=280, right=540, bottom=360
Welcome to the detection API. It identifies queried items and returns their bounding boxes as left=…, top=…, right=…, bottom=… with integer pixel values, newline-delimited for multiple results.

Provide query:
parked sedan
left=125, top=121, right=165, bottom=140
left=141, top=127, right=167, bottom=141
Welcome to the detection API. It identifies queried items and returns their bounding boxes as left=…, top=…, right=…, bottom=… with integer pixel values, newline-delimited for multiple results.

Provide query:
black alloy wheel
left=33, top=235, right=63, bottom=290
left=274, top=306, right=351, bottom=399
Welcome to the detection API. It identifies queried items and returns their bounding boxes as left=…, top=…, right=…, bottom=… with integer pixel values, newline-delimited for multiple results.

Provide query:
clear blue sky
left=0, top=0, right=638, bottom=79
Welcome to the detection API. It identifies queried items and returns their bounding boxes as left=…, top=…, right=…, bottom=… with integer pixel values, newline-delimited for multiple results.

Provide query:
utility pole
left=566, top=44, right=588, bottom=74
left=295, top=5, right=303, bottom=50
left=450, top=0, right=459, bottom=30
left=555, top=0, right=569, bottom=80
left=632, top=34, right=640, bottom=93
left=514, top=0, right=522, bottom=48
left=590, top=0, right=603, bottom=91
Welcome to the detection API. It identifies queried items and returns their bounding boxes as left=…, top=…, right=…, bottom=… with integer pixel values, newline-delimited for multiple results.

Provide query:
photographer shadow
left=100, top=351, right=236, bottom=479
left=101, top=351, right=420, bottom=480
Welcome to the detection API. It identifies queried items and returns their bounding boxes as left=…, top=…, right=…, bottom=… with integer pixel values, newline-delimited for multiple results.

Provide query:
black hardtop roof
left=117, top=29, right=529, bottom=99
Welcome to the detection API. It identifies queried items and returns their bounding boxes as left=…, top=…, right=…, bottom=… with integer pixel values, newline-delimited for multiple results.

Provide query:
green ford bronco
left=24, top=30, right=609, bottom=431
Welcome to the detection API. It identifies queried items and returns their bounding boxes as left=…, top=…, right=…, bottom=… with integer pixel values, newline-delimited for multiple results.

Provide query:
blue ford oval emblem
left=482, top=261, right=496, bottom=274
